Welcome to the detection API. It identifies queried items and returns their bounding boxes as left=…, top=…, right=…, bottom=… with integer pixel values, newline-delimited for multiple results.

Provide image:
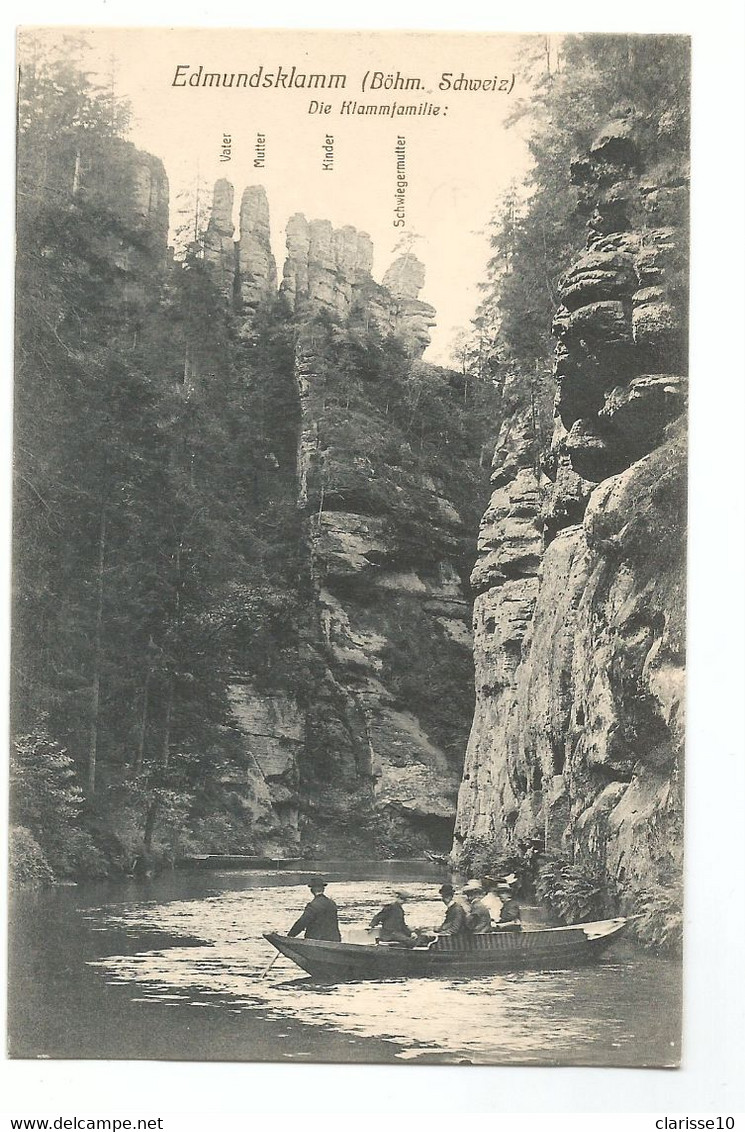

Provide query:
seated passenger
left=480, top=876, right=504, bottom=922
left=494, top=883, right=522, bottom=931
left=369, top=890, right=417, bottom=946
left=433, top=883, right=468, bottom=936
left=462, top=879, right=493, bottom=933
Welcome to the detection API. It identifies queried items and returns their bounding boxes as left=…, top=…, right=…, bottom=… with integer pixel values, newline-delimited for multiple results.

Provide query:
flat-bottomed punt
left=264, top=917, right=626, bottom=981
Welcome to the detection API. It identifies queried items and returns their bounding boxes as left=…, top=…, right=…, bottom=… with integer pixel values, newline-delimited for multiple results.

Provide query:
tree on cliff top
left=18, top=32, right=132, bottom=203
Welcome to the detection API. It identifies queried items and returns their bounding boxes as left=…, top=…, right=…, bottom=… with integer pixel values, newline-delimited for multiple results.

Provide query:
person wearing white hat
left=480, top=876, right=504, bottom=922
left=462, top=879, right=493, bottom=934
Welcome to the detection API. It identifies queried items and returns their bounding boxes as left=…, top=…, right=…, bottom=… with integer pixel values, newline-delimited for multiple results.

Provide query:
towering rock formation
left=454, top=114, right=687, bottom=905
left=283, top=221, right=469, bottom=853
left=238, top=186, right=277, bottom=311
left=77, top=137, right=169, bottom=254
left=294, top=359, right=472, bottom=852
left=381, top=254, right=437, bottom=355
left=279, top=214, right=374, bottom=318
left=117, top=142, right=170, bottom=252
left=550, top=115, right=687, bottom=488
left=201, top=180, right=437, bottom=357
left=78, top=138, right=170, bottom=309
left=202, top=178, right=235, bottom=300
left=279, top=213, right=311, bottom=311
left=198, top=181, right=474, bottom=855
left=278, top=218, right=436, bottom=355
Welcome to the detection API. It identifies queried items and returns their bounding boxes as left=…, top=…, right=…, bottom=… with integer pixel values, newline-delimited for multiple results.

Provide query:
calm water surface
left=9, top=864, right=681, bottom=1066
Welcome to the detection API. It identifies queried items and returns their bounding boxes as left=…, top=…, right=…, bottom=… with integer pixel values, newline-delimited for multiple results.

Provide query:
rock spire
left=200, top=179, right=436, bottom=356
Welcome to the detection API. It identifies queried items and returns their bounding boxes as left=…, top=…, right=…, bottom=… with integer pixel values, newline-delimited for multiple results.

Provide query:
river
left=8, top=863, right=681, bottom=1066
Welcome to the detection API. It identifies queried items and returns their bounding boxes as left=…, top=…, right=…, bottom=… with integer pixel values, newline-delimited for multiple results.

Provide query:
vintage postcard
left=9, top=27, right=688, bottom=1067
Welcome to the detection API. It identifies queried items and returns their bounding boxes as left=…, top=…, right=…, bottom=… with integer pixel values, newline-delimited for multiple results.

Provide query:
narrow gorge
left=13, top=37, right=688, bottom=933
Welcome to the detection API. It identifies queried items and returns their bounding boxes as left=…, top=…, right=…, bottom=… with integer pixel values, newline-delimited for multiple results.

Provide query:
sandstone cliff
left=239, top=186, right=277, bottom=310
left=454, top=115, right=687, bottom=907
left=199, top=182, right=484, bottom=856
left=201, top=178, right=436, bottom=356
left=202, top=178, right=235, bottom=300
left=78, top=137, right=170, bottom=308
left=293, top=335, right=473, bottom=854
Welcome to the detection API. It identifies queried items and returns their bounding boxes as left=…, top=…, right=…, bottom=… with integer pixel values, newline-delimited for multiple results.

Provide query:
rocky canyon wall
left=454, top=114, right=687, bottom=905
left=201, top=180, right=478, bottom=857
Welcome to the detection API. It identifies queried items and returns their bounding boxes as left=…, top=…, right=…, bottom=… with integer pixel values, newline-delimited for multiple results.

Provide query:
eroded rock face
left=201, top=187, right=436, bottom=357
left=470, top=413, right=543, bottom=596
left=454, top=113, right=687, bottom=906
left=238, top=185, right=277, bottom=309
left=280, top=213, right=311, bottom=310
left=125, top=146, right=170, bottom=247
left=81, top=139, right=170, bottom=309
left=455, top=423, right=685, bottom=893
left=203, top=178, right=235, bottom=300
left=226, top=682, right=304, bottom=854
left=280, top=214, right=374, bottom=317
left=305, top=560, right=467, bottom=847
left=287, top=299, right=475, bottom=852
left=381, top=254, right=437, bottom=355
left=550, top=115, right=688, bottom=484
left=280, top=219, right=435, bottom=355
left=455, top=408, right=543, bottom=849
left=197, top=188, right=464, bottom=853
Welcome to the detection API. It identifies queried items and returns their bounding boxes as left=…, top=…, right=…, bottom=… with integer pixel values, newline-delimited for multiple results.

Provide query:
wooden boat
left=264, top=917, right=627, bottom=982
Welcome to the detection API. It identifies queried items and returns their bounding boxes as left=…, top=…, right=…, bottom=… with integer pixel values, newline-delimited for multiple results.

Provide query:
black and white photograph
left=5, top=18, right=723, bottom=1084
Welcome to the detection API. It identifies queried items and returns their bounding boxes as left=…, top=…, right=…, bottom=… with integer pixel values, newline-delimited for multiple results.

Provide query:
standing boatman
left=287, top=876, right=341, bottom=941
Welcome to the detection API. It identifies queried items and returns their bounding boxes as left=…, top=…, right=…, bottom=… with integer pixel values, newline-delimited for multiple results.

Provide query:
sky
left=27, top=27, right=536, bottom=364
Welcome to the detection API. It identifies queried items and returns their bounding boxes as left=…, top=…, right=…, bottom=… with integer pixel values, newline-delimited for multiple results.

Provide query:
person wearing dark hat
left=462, top=879, right=493, bottom=934
left=287, top=877, right=341, bottom=941
left=493, top=882, right=522, bottom=932
left=369, top=890, right=417, bottom=946
left=433, top=882, right=468, bottom=937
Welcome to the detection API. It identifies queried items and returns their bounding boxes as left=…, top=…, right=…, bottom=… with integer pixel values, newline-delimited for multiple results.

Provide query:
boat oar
left=260, top=950, right=280, bottom=979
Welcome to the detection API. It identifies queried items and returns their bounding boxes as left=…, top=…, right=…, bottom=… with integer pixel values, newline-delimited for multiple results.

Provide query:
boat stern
left=580, top=917, right=627, bottom=941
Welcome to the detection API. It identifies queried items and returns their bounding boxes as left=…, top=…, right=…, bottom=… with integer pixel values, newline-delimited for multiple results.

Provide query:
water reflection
left=81, top=874, right=680, bottom=1065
